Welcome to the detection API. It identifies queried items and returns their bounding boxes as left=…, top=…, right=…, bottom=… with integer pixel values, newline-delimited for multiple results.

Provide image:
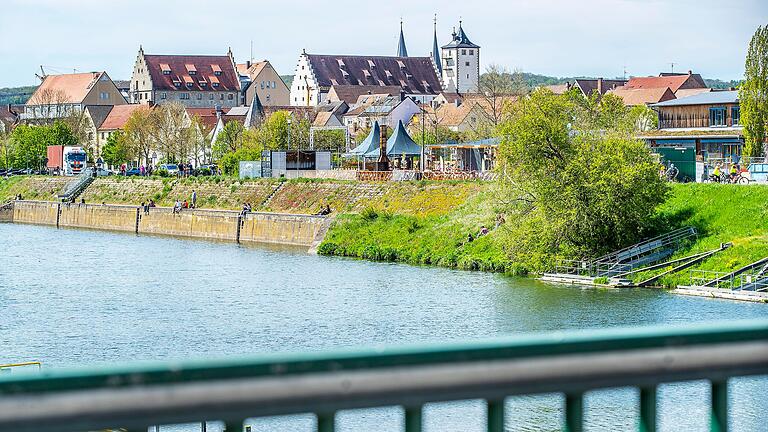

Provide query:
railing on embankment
left=10, top=200, right=328, bottom=247
left=1, top=320, right=767, bottom=432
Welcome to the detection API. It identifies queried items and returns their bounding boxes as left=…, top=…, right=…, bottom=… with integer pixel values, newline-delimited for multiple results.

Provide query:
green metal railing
left=1, top=320, right=768, bottom=432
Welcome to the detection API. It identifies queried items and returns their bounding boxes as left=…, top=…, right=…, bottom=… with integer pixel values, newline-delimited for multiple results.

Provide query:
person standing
left=191, top=190, right=197, bottom=209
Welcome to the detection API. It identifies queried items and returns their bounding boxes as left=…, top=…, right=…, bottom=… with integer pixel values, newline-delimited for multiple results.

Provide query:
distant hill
left=0, top=86, right=37, bottom=105
left=280, top=75, right=294, bottom=88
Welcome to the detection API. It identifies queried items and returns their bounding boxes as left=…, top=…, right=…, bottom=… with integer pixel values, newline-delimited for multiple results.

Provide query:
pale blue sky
left=0, top=0, right=765, bottom=87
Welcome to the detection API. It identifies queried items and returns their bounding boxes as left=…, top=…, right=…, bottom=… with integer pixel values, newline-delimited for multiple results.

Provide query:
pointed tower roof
left=432, top=15, right=442, bottom=74
left=441, top=21, right=479, bottom=49
left=348, top=121, right=381, bottom=156
left=397, top=20, right=408, bottom=57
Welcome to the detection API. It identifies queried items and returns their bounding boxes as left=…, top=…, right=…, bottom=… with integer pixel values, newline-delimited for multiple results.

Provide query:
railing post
left=711, top=380, right=728, bottom=432
left=639, top=386, right=657, bottom=432
left=404, top=405, right=422, bottom=432
left=487, top=399, right=505, bottom=432
left=564, top=393, right=583, bottom=432
left=224, top=420, right=243, bottom=432
left=317, top=412, right=335, bottom=432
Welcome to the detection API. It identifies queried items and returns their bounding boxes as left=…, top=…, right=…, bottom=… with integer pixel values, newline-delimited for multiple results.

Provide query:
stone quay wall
left=10, top=200, right=328, bottom=247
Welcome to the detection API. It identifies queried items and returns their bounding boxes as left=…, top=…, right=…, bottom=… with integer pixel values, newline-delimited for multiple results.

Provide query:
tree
left=122, top=106, right=155, bottom=165
left=477, top=65, right=528, bottom=126
left=213, top=120, right=245, bottom=159
left=8, top=122, right=77, bottom=169
left=740, top=24, right=768, bottom=158
left=151, top=102, right=194, bottom=163
left=101, top=131, right=129, bottom=167
left=497, top=88, right=668, bottom=270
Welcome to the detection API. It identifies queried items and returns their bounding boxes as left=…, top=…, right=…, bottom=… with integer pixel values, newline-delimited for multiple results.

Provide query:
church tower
left=440, top=21, right=480, bottom=94
left=397, top=20, right=408, bottom=57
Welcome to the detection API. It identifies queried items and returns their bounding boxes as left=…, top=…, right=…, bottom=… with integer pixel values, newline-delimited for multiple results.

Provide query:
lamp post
left=287, top=117, right=292, bottom=170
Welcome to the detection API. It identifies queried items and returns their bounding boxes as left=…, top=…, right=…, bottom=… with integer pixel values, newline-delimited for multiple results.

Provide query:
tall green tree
left=497, top=88, right=668, bottom=270
left=213, top=120, right=245, bottom=159
left=740, top=24, right=768, bottom=158
left=8, top=121, right=77, bottom=169
left=101, top=131, right=129, bottom=167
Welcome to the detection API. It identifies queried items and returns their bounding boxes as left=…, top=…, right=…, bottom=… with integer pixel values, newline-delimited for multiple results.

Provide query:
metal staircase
left=57, top=168, right=94, bottom=202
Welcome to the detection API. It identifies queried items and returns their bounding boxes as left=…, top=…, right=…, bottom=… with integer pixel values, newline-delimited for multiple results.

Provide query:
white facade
left=290, top=53, right=323, bottom=106
left=441, top=46, right=479, bottom=94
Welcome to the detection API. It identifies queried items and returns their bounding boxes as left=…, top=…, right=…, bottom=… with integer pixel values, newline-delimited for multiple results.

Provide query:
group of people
left=140, top=199, right=157, bottom=214
left=465, top=214, right=506, bottom=244
left=710, top=163, right=748, bottom=183
left=172, top=190, right=198, bottom=214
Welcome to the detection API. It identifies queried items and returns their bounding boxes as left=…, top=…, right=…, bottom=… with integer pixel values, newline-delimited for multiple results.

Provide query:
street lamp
left=287, top=118, right=292, bottom=170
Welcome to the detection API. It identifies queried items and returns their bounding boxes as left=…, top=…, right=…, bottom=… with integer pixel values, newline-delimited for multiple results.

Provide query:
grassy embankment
left=320, top=183, right=768, bottom=279
left=0, top=176, right=70, bottom=201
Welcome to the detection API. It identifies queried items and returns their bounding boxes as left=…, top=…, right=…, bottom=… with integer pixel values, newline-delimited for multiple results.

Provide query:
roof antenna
left=250, top=40, right=253, bottom=63
left=670, top=62, right=676, bottom=74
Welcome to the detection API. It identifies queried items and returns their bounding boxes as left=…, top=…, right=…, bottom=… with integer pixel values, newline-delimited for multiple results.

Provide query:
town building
left=440, top=21, right=480, bottom=94
left=129, top=47, right=241, bottom=108
left=326, top=85, right=402, bottom=105
left=237, top=61, right=290, bottom=106
left=92, top=105, right=147, bottom=157
left=342, top=95, right=420, bottom=133
left=606, top=87, right=676, bottom=106
left=645, top=90, right=743, bottom=164
left=23, top=72, right=126, bottom=121
left=572, top=78, right=627, bottom=98
left=623, top=71, right=708, bottom=96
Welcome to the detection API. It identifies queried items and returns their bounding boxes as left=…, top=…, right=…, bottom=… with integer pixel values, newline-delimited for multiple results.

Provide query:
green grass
left=318, top=189, right=519, bottom=273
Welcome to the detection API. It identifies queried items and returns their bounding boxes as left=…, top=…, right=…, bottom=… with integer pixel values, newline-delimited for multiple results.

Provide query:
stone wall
left=10, top=200, right=328, bottom=247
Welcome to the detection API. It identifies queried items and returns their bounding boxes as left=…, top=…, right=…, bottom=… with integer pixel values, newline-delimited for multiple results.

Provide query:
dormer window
left=199, top=80, right=207, bottom=87
left=211, top=64, right=222, bottom=76
left=363, top=69, right=371, bottom=78
left=185, top=64, right=197, bottom=75
left=341, top=69, right=349, bottom=77
left=337, top=59, right=345, bottom=67
left=209, top=75, right=220, bottom=88
left=397, top=60, right=406, bottom=69
left=400, top=79, right=408, bottom=87
left=368, top=60, right=376, bottom=68
left=385, top=70, right=393, bottom=79
left=160, top=64, right=171, bottom=75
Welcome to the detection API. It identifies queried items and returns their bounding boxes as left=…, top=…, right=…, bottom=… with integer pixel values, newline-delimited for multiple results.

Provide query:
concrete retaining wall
left=10, top=200, right=328, bottom=248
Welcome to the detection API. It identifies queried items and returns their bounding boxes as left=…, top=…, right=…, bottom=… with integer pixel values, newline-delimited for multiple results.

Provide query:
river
left=1, top=223, right=767, bottom=431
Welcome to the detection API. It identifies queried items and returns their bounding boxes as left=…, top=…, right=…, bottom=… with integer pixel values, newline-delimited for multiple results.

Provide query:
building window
left=197, top=93, right=202, bottom=100
left=732, top=106, right=740, bottom=125
left=210, top=94, right=214, bottom=100
left=260, top=81, right=265, bottom=89
left=180, top=93, right=190, bottom=100
left=465, top=62, right=470, bottom=66
left=163, top=70, right=170, bottom=75
left=709, top=107, right=726, bottom=127
left=461, top=49, right=467, bottom=55
left=469, top=50, right=474, bottom=55
left=220, top=94, right=224, bottom=100
left=228, top=93, right=233, bottom=100
left=160, top=92, right=167, bottom=100
left=214, top=71, right=222, bottom=76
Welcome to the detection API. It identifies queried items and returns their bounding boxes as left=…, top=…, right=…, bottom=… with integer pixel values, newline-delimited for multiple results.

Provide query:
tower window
left=461, top=49, right=467, bottom=55
left=469, top=50, right=474, bottom=55
left=465, top=62, right=470, bottom=66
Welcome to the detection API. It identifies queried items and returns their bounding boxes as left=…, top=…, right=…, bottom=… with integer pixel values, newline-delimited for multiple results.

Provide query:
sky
left=0, top=0, right=765, bottom=87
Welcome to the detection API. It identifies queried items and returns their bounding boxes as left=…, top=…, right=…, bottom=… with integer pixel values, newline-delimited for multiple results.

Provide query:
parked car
left=95, top=168, right=113, bottom=177
left=125, top=167, right=142, bottom=176
left=159, top=164, right=180, bottom=175
left=195, top=164, right=219, bottom=176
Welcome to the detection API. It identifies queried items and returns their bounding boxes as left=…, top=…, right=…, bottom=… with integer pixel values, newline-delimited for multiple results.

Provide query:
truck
left=47, top=145, right=88, bottom=176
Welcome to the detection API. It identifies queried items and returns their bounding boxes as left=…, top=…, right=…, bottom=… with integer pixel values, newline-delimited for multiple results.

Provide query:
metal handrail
left=1, top=320, right=767, bottom=432
left=594, top=226, right=696, bottom=264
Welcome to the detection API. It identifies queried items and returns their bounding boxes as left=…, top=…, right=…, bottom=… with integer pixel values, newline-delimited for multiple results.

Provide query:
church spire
left=397, top=19, right=408, bottom=57
left=432, top=14, right=442, bottom=74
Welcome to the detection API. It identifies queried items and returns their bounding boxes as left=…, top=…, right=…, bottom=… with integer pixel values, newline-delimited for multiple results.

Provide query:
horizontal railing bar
left=2, top=319, right=768, bottom=396
left=1, top=341, right=767, bottom=432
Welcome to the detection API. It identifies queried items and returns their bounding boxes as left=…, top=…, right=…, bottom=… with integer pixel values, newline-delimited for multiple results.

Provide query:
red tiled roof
left=28, top=72, right=103, bottom=105
left=143, top=54, right=239, bottom=92
left=99, top=104, right=148, bottom=130
left=606, top=87, right=676, bottom=106
left=186, top=107, right=229, bottom=130
left=624, top=73, right=706, bottom=93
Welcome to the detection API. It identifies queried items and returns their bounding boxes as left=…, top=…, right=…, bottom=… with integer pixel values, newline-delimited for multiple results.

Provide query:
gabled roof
left=652, top=90, right=738, bottom=107
left=359, top=96, right=404, bottom=117
left=85, top=105, right=113, bottom=129
left=574, top=79, right=627, bottom=96
left=143, top=54, right=239, bottom=92
left=625, top=72, right=706, bottom=93
left=441, top=22, right=479, bottom=49
left=327, top=85, right=402, bottom=105
left=673, top=88, right=712, bottom=99
left=28, top=72, right=104, bottom=105
left=186, top=107, right=229, bottom=130
left=305, top=54, right=441, bottom=95
left=99, top=104, right=148, bottom=130
left=606, top=86, right=676, bottom=106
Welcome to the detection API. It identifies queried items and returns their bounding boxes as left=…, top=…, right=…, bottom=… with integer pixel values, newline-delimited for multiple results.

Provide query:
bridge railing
left=1, top=320, right=768, bottom=432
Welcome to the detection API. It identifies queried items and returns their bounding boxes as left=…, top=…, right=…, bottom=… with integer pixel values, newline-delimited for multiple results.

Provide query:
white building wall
left=290, top=54, right=320, bottom=106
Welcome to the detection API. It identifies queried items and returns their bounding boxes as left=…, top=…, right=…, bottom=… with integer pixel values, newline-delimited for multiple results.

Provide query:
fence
left=1, top=319, right=767, bottom=432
